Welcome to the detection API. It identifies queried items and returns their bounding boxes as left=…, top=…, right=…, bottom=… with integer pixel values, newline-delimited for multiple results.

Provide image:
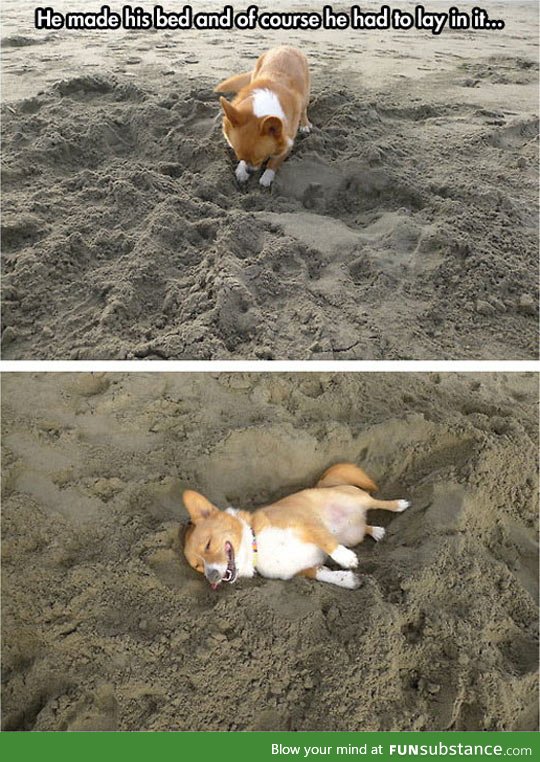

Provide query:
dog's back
left=215, top=46, right=309, bottom=96
left=252, top=46, right=310, bottom=97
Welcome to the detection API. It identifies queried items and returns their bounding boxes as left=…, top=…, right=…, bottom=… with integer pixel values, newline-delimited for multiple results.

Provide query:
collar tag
left=251, top=529, right=258, bottom=569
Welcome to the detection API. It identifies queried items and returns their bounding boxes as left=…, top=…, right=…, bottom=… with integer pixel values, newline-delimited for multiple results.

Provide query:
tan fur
left=216, top=46, right=311, bottom=175
left=317, top=463, right=378, bottom=492
left=214, top=71, right=252, bottom=93
left=297, top=567, right=318, bottom=579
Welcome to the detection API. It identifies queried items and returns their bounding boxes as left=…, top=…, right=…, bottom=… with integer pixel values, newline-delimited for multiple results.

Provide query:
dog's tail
left=316, top=463, right=378, bottom=493
left=214, top=71, right=253, bottom=94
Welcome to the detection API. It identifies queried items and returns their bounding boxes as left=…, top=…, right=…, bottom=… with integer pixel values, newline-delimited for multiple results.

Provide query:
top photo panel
left=1, top=0, right=538, bottom=361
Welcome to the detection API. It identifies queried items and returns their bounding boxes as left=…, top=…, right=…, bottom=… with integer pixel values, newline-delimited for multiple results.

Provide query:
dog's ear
left=183, top=490, right=219, bottom=523
left=219, top=97, right=240, bottom=127
left=260, top=116, right=283, bottom=138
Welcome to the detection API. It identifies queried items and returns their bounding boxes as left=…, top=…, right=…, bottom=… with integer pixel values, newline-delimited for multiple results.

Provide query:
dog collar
left=251, top=528, right=258, bottom=567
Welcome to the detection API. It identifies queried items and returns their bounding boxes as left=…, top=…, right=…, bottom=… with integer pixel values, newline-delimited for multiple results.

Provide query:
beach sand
left=2, top=372, right=538, bottom=730
left=1, top=1, right=538, bottom=359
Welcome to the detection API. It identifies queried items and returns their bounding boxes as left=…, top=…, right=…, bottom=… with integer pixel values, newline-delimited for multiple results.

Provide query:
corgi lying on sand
left=182, top=463, right=410, bottom=590
left=215, top=46, right=311, bottom=187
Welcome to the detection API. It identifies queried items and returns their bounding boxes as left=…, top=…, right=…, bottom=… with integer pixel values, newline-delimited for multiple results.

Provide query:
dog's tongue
left=211, top=581, right=221, bottom=591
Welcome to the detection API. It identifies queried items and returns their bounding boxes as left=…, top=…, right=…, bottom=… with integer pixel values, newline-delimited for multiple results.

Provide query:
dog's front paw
left=316, top=567, right=361, bottom=589
left=371, top=526, right=385, bottom=542
left=299, top=123, right=312, bottom=134
left=235, top=161, right=250, bottom=183
left=259, top=169, right=275, bottom=187
left=331, top=545, right=358, bottom=569
left=396, top=499, right=410, bottom=513
left=335, top=571, right=361, bottom=589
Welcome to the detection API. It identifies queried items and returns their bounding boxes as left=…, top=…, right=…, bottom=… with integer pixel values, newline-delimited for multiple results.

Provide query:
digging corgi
left=182, top=463, right=410, bottom=590
left=215, top=46, right=311, bottom=187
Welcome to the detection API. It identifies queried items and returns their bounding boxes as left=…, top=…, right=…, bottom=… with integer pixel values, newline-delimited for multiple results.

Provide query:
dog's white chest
left=255, top=527, right=324, bottom=579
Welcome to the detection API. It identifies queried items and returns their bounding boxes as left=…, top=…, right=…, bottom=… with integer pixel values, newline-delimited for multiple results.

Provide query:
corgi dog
left=215, top=46, right=311, bottom=187
left=182, top=463, right=410, bottom=590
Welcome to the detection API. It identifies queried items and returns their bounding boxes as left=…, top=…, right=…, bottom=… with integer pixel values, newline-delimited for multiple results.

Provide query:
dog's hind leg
left=299, top=104, right=312, bottom=134
left=366, top=497, right=410, bottom=513
left=365, top=525, right=386, bottom=541
left=302, top=523, right=359, bottom=569
left=298, top=566, right=360, bottom=590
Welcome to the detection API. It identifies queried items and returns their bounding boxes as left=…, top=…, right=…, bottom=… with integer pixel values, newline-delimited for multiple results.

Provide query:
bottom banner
left=0, top=732, right=538, bottom=761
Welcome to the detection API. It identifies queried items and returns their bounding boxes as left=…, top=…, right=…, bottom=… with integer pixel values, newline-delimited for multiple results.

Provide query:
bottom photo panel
left=1, top=372, right=538, bottom=733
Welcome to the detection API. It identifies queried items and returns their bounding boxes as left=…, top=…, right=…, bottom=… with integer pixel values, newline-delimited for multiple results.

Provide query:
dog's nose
left=205, top=567, right=222, bottom=585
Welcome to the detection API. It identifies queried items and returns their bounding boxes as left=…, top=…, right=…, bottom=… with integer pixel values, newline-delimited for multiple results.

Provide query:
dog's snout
left=205, top=567, right=222, bottom=584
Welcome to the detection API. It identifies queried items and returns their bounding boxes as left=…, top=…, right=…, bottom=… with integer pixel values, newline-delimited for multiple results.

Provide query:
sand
left=2, top=372, right=538, bottom=731
left=1, top=1, right=538, bottom=359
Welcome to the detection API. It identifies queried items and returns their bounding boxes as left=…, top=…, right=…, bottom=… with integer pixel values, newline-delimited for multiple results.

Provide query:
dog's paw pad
left=331, top=545, right=358, bottom=569
left=259, top=169, right=275, bottom=187
left=371, top=526, right=385, bottom=542
left=397, top=500, right=410, bottom=512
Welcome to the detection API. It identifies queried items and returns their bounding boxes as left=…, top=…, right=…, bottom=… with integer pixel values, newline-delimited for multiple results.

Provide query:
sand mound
left=2, top=53, right=538, bottom=359
left=2, top=373, right=538, bottom=730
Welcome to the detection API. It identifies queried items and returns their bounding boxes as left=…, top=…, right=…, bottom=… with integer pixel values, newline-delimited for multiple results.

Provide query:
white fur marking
left=225, top=508, right=256, bottom=578
left=316, top=567, right=360, bottom=589
left=235, top=161, right=249, bottom=183
left=396, top=500, right=410, bottom=513
left=371, top=526, right=385, bottom=542
left=299, top=125, right=311, bottom=134
left=252, top=89, right=285, bottom=120
left=331, top=545, right=358, bottom=569
left=259, top=169, right=275, bottom=187
left=254, top=527, right=324, bottom=579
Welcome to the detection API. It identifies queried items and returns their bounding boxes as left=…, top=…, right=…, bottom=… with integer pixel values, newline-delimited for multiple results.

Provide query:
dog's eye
left=205, top=540, right=211, bottom=551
